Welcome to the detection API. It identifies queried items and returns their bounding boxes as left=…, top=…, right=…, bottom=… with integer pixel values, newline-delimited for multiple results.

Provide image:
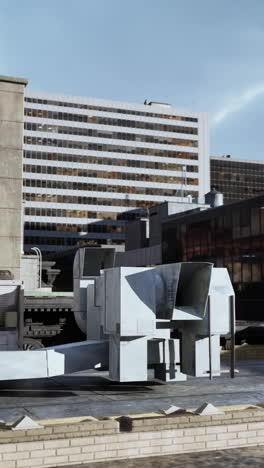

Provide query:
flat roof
left=0, top=361, right=262, bottom=420
left=24, top=88, right=203, bottom=118
left=163, top=193, right=264, bottom=226
left=210, top=156, right=264, bottom=165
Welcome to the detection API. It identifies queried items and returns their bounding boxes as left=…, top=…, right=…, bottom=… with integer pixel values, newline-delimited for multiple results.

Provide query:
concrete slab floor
left=0, top=360, right=263, bottom=421
left=53, top=446, right=264, bottom=468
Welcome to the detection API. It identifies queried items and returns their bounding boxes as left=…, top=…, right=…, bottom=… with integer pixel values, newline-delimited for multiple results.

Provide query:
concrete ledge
left=117, top=406, right=264, bottom=432
left=0, top=418, right=119, bottom=445
left=0, top=75, right=28, bottom=86
left=0, top=406, right=263, bottom=467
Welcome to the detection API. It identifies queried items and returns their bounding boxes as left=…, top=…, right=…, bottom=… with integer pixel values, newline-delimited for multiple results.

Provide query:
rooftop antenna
left=181, top=165, right=187, bottom=200
left=125, top=193, right=130, bottom=207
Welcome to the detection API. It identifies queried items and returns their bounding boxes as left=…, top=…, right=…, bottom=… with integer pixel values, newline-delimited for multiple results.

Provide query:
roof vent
left=144, top=100, right=171, bottom=108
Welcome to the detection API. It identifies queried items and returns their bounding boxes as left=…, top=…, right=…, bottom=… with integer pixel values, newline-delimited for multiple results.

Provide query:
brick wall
left=118, top=408, right=264, bottom=432
left=0, top=409, right=264, bottom=467
left=221, top=345, right=264, bottom=361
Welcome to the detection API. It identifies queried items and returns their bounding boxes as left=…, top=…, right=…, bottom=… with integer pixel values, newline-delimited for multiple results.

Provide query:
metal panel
left=0, top=340, right=108, bottom=380
left=181, top=334, right=220, bottom=377
left=173, top=263, right=213, bottom=320
left=104, top=268, right=120, bottom=334
left=154, top=263, right=181, bottom=320
left=120, top=268, right=155, bottom=336
left=109, top=336, right=147, bottom=382
left=0, top=351, right=49, bottom=380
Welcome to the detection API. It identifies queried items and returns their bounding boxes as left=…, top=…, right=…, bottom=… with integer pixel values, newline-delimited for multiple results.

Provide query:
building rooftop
left=211, top=155, right=264, bottom=165
left=0, top=361, right=262, bottom=420
left=163, top=193, right=264, bottom=225
left=25, top=88, right=202, bottom=118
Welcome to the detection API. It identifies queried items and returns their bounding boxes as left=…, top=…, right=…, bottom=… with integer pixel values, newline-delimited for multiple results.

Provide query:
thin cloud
left=212, top=83, right=264, bottom=126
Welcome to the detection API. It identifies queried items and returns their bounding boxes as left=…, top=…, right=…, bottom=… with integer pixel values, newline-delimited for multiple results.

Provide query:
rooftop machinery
left=0, top=248, right=235, bottom=382
left=73, top=248, right=235, bottom=382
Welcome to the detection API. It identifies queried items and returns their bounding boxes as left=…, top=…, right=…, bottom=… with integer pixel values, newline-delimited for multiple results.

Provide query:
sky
left=1, top=0, right=264, bottom=161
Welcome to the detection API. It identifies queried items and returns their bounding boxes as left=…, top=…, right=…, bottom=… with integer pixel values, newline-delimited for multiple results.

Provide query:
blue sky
left=1, top=0, right=264, bottom=161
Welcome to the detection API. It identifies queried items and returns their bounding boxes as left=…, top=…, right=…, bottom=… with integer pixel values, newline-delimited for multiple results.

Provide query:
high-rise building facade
left=211, top=155, right=264, bottom=204
left=23, top=91, right=209, bottom=254
left=162, top=194, right=264, bottom=321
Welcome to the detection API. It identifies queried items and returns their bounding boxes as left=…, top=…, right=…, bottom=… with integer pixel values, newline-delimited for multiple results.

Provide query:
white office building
left=23, top=91, right=209, bottom=253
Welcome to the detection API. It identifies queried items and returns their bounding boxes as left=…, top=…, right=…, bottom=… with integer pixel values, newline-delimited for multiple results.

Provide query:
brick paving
left=56, top=446, right=264, bottom=467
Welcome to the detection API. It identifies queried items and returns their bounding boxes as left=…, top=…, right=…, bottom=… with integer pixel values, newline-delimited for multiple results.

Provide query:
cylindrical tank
left=205, top=188, right=224, bottom=208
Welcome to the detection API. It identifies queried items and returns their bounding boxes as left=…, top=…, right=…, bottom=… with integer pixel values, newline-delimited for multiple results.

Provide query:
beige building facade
left=0, top=75, right=28, bottom=279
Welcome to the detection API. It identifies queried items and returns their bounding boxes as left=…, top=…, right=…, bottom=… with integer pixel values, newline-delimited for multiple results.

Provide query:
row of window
left=25, top=136, right=199, bottom=159
left=23, top=178, right=198, bottom=198
left=25, top=109, right=198, bottom=135
left=219, top=182, right=264, bottom=191
left=212, top=173, right=264, bottom=182
left=25, top=221, right=124, bottom=238
left=24, top=237, right=123, bottom=248
left=24, top=151, right=198, bottom=173
left=24, top=221, right=125, bottom=233
left=25, top=123, right=198, bottom=148
left=25, top=207, right=118, bottom=220
left=24, top=234, right=122, bottom=247
left=24, top=192, right=158, bottom=209
left=25, top=237, right=108, bottom=247
left=24, top=98, right=198, bottom=122
left=25, top=236, right=66, bottom=246
left=211, top=161, right=264, bottom=171
left=212, top=185, right=264, bottom=193
left=24, top=148, right=197, bottom=164
left=23, top=164, right=199, bottom=185
left=212, top=167, right=264, bottom=176
left=163, top=206, right=264, bottom=268
left=24, top=239, right=120, bottom=252
left=211, top=185, right=264, bottom=195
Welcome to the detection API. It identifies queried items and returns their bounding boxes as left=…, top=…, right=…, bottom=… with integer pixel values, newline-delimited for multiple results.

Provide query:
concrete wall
left=0, top=75, right=28, bottom=280
left=149, top=201, right=210, bottom=247
left=116, top=245, right=162, bottom=267
left=125, top=220, right=147, bottom=251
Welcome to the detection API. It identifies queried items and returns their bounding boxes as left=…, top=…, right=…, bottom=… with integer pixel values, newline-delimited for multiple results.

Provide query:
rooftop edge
left=0, top=75, right=28, bottom=86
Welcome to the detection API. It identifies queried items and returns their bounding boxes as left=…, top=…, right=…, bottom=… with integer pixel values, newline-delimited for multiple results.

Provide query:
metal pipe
left=230, top=295, right=236, bottom=378
left=208, top=296, right=213, bottom=380
left=18, top=286, right=24, bottom=349
left=31, top=247, right=42, bottom=289
left=21, top=201, right=25, bottom=255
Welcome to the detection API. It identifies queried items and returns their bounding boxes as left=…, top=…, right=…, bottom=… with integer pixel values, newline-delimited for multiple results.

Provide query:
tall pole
left=181, top=165, right=187, bottom=200
left=208, top=296, right=213, bottom=380
left=146, top=206, right=150, bottom=240
left=230, top=295, right=236, bottom=378
left=31, top=247, right=42, bottom=289
left=21, top=201, right=25, bottom=255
